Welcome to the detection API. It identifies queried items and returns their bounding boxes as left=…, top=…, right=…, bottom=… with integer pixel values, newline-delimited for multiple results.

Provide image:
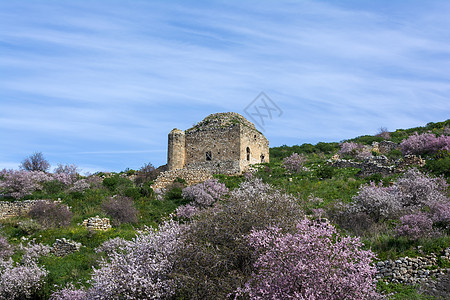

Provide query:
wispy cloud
left=1, top=0, right=449, bottom=171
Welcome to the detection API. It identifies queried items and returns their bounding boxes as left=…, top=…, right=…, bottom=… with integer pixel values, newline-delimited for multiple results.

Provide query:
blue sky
left=1, top=0, right=449, bottom=173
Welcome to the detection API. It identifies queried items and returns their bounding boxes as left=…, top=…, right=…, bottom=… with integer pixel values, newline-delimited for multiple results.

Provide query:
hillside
left=0, top=120, right=449, bottom=299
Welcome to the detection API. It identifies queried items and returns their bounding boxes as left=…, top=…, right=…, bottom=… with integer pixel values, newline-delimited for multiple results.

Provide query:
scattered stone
left=81, top=216, right=111, bottom=230
left=51, top=238, right=82, bottom=257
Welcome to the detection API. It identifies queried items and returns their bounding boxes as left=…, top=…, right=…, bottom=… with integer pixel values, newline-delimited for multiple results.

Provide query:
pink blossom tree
left=241, top=219, right=380, bottom=299
left=282, top=153, right=307, bottom=173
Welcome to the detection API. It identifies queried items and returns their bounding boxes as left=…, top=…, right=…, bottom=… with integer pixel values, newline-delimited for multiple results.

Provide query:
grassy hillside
left=0, top=120, right=449, bottom=299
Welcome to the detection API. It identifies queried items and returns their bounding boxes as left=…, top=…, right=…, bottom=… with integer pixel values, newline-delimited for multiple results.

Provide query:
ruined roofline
left=185, top=112, right=262, bottom=134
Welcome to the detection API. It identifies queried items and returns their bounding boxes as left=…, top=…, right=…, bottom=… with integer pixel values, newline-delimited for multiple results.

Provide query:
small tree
left=101, top=196, right=138, bottom=226
left=20, top=152, right=50, bottom=172
left=282, top=153, right=307, bottom=173
left=28, top=201, right=73, bottom=228
left=135, top=163, right=159, bottom=185
left=242, top=219, right=380, bottom=299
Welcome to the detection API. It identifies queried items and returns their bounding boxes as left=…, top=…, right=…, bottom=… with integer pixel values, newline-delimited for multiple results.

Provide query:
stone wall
left=51, top=238, right=82, bottom=257
left=376, top=248, right=450, bottom=285
left=329, top=156, right=396, bottom=177
left=151, top=168, right=213, bottom=190
left=185, top=160, right=241, bottom=175
left=239, top=124, right=270, bottom=170
left=0, top=200, right=45, bottom=219
left=81, top=216, right=111, bottom=230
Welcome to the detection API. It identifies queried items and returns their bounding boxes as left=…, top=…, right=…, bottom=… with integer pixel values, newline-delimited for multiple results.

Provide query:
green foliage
left=387, top=149, right=403, bottom=160
left=424, top=154, right=450, bottom=177
left=346, top=135, right=385, bottom=145
left=315, top=164, right=335, bottom=179
left=213, top=174, right=245, bottom=190
left=270, top=142, right=339, bottom=161
left=42, top=180, right=66, bottom=195
left=102, top=174, right=133, bottom=193
left=377, top=282, right=432, bottom=300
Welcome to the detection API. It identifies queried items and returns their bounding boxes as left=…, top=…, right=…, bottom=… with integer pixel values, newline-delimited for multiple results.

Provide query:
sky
left=1, top=0, right=449, bottom=173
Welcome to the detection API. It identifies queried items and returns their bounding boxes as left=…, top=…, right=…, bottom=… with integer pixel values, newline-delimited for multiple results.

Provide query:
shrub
left=395, top=168, right=448, bottom=207
left=424, top=154, right=450, bottom=177
left=282, top=153, right=307, bottom=173
left=50, top=284, right=88, bottom=300
left=88, top=220, right=184, bottom=299
left=241, top=219, right=379, bottom=299
left=0, top=259, right=48, bottom=300
left=181, top=179, right=228, bottom=207
left=0, top=170, right=51, bottom=199
left=17, top=219, right=42, bottom=235
left=316, top=165, right=335, bottom=179
left=69, top=179, right=90, bottom=193
left=429, top=201, right=450, bottom=231
left=400, top=132, right=450, bottom=155
left=101, top=196, right=138, bottom=226
left=173, top=178, right=304, bottom=299
left=28, top=201, right=73, bottom=228
left=395, top=212, right=434, bottom=240
left=20, top=152, right=50, bottom=172
left=0, top=235, right=13, bottom=260
left=135, top=162, right=159, bottom=185
left=338, top=142, right=362, bottom=156
left=350, top=182, right=400, bottom=222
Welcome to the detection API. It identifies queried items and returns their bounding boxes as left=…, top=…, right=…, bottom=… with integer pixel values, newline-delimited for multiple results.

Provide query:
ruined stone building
left=167, top=112, right=269, bottom=175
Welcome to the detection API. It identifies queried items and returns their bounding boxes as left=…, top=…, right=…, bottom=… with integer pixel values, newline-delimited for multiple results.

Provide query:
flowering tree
left=400, top=132, right=450, bottom=155
left=88, top=220, right=184, bottom=299
left=242, top=219, right=379, bottom=299
left=20, top=152, right=50, bottom=172
left=0, top=241, right=50, bottom=300
left=28, top=201, right=73, bottom=228
left=338, top=142, right=363, bottom=156
left=282, top=153, right=307, bottom=173
left=177, top=179, right=229, bottom=218
left=395, top=212, right=434, bottom=240
left=351, top=182, right=400, bottom=222
left=350, top=169, right=448, bottom=222
left=181, top=179, right=228, bottom=207
left=0, top=235, right=13, bottom=260
left=174, top=178, right=304, bottom=299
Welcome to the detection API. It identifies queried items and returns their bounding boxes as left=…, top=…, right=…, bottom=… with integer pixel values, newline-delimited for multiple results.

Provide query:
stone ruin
left=51, top=238, right=82, bottom=257
left=81, top=215, right=111, bottom=230
left=153, top=112, right=269, bottom=189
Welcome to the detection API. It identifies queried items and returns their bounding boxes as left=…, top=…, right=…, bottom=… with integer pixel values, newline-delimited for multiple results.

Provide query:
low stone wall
left=51, top=238, right=82, bottom=257
left=376, top=248, right=450, bottom=285
left=329, top=156, right=396, bottom=177
left=152, top=168, right=213, bottom=190
left=0, top=200, right=44, bottom=219
left=81, top=216, right=111, bottom=231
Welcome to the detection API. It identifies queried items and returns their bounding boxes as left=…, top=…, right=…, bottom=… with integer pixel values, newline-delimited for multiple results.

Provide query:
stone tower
left=167, top=128, right=185, bottom=170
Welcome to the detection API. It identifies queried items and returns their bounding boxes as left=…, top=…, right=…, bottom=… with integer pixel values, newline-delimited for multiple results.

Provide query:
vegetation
left=0, top=120, right=449, bottom=299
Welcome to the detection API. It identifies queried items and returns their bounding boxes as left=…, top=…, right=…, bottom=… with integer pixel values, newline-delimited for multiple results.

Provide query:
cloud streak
left=1, top=0, right=449, bottom=171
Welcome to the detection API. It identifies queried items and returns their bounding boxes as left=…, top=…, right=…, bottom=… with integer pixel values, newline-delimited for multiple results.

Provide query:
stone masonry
left=81, top=216, right=111, bottom=230
left=0, top=200, right=46, bottom=219
left=51, top=238, right=82, bottom=257
left=152, top=168, right=213, bottom=190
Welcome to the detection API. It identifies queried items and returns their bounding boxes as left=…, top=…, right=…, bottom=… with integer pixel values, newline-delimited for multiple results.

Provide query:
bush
left=181, top=179, right=228, bottom=207
left=424, top=154, right=450, bottom=177
left=241, top=219, right=380, bottom=299
left=0, top=170, right=51, bottom=199
left=88, top=220, right=184, bottom=299
left=173, top=178, right=304, bottom=299
left=135, top=163, right=159, bottom=185
left=17, top=219, right=42, bottom=235
left=395, top=212, right=435, bottom=240
left=400, top=132, right=450, bottom=155
left=316, top=165, right=335, bottom=179
left=282, top=153, right=307, bottom=173
left=101, top=196, right=138, bottom=226
left=0, top=235, right=13, bottom=260
left=20, top=152, right=50, bottom=172
left=338, top=142, right=362, bottom=156
left=28, top=201, right=73, bottom=228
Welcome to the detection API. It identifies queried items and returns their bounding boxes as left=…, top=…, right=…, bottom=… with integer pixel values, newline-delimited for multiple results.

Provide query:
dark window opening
left=246, top=147, right=250, bottom=161
left=206, top=151, right=212, bottom=161
left=261, top=154, right=265, bottom=163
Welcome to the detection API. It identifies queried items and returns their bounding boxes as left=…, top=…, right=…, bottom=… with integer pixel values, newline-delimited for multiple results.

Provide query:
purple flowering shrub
left=0, top=169, right=80, bottom=199
left=395, top=212, right=435, bottom=240
left=241, top=219, right=379, bottom=299
left=351, top=182, right=400, bottom=222
left=0, top=241, right=50, bottom=299
left=282, top=153, right=307, bottom=173
left=400, top=132, right=450, bottom=155
left=430, top=201, right=450, bottom=229
left=49, top=284, right=88, bottom=300
left=350, top=169, right=448, bottom=222
left=88, top=220, right=184, bottom=299
left=69, top=179, right=90, bottom=193
left=28, top=201, right=73, bottom=228
left=101, top=196, right=138, bottom=226
left=0, top=259, right=48, bottom=300
left=0, top=235, right=13, bottom=260
left=338, top=142, right=363, bottom=156
left=177, top=179, right=228, bottom=218
left=173, top=178, right=304, bottom=299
